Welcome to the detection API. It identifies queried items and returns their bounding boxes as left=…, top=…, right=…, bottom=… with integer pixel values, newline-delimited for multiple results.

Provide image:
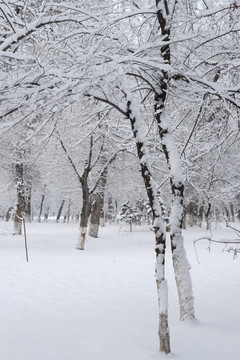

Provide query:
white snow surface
left=0, top=221, right=239, bottom=360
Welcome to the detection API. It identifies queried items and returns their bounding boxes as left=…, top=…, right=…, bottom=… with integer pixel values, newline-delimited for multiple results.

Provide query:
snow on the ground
left=0, top=221, right=239, bottom=360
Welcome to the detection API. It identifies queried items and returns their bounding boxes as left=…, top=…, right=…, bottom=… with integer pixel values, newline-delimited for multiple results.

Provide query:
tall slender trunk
left=106, top=197, right=114, bottom=224
left=100, top=208, right=105, bottom=227
left=237, top=209, right=240, bottom=221
left=126, top=96, right=170, bottom=353
left=88, top=167, right=107, bottom=238
left=25, top=179, right=32, bottom=222
left=230, top=204, right=235, bottom=222
left=205, top=203, right=211, bottom=230
left=182, top=207, right=186, bottom=229
left=59, top=135, right=93, bottom=249
left=185, top=202, right=198, bottom=227
left=38, top=185, right=46, bottom=223
left=192, top=203, right=198, bottom=226
left=13, top=163, right=26, bottom=235
left=44, top=207, right=49, bottom=221
left=224, top=206, right=230, bottom=222
left=38, top=195, right=44, bottom=222
left=90, top=87, right=171, bottom=352
left=154, top=0, right=195, bottom=322
left=88, top=193, right=103, bottom=237
left=67, top=199, right=72, bottom=224
left=169, top=181, right=195, bottom=321
left=155, top=102, right=195, bottom=321
left=5, top=207, right=14, bottom=222
left=56, top=199, right=65, bottom=223
left=197, top=205, right=204, bottom=227
left=76, top=187, right=91, bottom=250
left=185, top=202, right=193, bottom=227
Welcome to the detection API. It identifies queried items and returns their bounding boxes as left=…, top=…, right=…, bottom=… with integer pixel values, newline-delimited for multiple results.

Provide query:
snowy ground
left=0, top=221, right=239, bottom=360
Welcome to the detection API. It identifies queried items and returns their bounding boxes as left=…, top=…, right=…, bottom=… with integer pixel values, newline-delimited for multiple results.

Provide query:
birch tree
left=101, top=86, right=172, bottom=352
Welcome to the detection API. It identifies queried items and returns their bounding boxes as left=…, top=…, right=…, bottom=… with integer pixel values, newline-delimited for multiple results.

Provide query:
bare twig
left=193, top=236, right=240, bottom=261
left=225, top=220, right=240, bottom=237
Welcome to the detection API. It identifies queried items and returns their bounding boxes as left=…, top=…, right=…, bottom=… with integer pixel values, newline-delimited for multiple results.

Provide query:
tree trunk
left=100, top=208, right=105, bottom=227
left=5, top=206, right=14, bottom=222
left=88, top=167, right=107, bottom=237
left=182, top=207, right=186, bottom=229
left=154, top=0, right=195, bottom=322
left=237, top=209, right=240, bottom=221
left=169, top=180, right=195, bottom=321
left=106, top=197, right=114, bottom=224
left=230, top=204, right=235, bottom=222
left=44, top=208, right=49, bottom=221
left=38, top=194, right=44, bottom=222
left=88, top=193, right=102, bottom=237
left=155, top=101, right=195, bottom=322
left=38, top=185, right=46, bottom=223
left=126, top=96, right=170, bottom=353
left=197, top=205, right=204, bottom=227
left=67, top=199, right=72, bottom=224
left=185, top=202, right=193, bottom=227
left=59, top=135, right=94, bottom=249
left=205, top=203, right=211, bottom=230
left=25, top=178, right=32, bottom=222
left=129, top=219, right=132, bottom=232
left=185, top=202, right=198, bottom=227
left=76, top=188, right=91, bottom=250
left=56, top=199, right=65, bottom=223
left=224, top=206, right=230, bottom=222
left=13, top=163, right=26, bottom=235
left=192, top=203, right=198, bottom=226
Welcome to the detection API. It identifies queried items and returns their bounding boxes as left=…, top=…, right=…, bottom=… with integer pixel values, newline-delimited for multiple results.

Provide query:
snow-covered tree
left=1, top=0, right=240, bottom=354
left=117, top=198, right=136, bottom=231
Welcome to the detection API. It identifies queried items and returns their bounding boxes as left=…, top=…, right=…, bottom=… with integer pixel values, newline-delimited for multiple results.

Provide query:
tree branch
left=58, top=135, right=83, bottom=185
left=89, top=149, right=126, bottom=195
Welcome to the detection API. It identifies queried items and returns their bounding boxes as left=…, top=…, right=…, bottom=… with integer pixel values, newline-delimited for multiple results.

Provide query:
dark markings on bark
left=126, top=99, right=170, bottom=354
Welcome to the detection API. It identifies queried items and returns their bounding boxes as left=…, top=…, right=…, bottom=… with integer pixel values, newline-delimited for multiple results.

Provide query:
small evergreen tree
left=144, top=191, right=169, bottom=227
left=117, top=199, right=134, bottom=231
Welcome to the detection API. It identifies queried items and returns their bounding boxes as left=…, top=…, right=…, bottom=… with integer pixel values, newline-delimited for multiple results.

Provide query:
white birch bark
left=154, top=1, right=195, bottom=320
left=155, top=107, right=195, bottom=321
left=125, top=91, right=171, bottom=353
left=88, top=82, right=171, bottom=353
